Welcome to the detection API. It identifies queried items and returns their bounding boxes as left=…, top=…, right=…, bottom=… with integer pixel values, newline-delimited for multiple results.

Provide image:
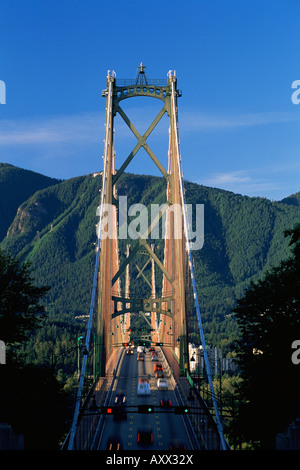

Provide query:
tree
left=0, top=362, right=72, bottom=449
left=232, top=223, right=300, bottom=449
left=0, top=249, right=49, bottom=348
left=0, top=249, right=71, bottom=449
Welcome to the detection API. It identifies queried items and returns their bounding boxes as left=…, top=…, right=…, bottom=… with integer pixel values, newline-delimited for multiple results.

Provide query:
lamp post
left=77, top=335, right=84, bottom=378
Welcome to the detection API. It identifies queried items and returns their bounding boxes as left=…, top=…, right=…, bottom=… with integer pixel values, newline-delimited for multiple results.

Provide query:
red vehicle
left=160, top=399, right=172, bottom=408
left=137, top=426, right=153, bottom=446
left=154, top=362, right=163, bottom=372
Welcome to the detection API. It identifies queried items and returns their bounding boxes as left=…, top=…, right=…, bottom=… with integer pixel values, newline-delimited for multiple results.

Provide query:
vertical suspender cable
left=67, top=78, right=113, bottom=450
left=170, top=78, right=227, bottom=450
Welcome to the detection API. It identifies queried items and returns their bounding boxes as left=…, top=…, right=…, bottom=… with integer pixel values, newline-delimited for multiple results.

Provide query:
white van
left=157, top=378, right=168, bottom=390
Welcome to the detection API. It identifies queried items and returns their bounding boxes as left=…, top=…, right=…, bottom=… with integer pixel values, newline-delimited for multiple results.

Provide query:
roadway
left=96, top=346, right=195, bottom=450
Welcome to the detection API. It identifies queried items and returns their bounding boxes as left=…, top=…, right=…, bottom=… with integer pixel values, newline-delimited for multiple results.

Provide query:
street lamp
left=77, top=335, right=84, bottom=377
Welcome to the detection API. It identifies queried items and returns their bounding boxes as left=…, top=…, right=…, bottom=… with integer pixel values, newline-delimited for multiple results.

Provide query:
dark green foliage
left=0, top=362, right=72, bottom=449
left=0, top=164, right=299, bottom=358
left=232, top=223, right=300, bottom=449
left=0, top=248, right=49, bottom=347
left=0, top=248, right=72, bottom=449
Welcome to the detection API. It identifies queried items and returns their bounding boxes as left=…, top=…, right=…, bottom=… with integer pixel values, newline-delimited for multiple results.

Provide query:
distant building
left=276, top=418, right=300, bottom=450
left=0, top=423, right=24, bottom=450
left=189, top=344, right=237, bottom=376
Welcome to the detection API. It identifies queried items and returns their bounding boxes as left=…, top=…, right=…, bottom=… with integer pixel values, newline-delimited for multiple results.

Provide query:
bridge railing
left=62, top=347, right=124, bottom=450
left=180, top=374, right=230, bottom=450
left=115, top=78, right=168, bottom=87
left=160, top=347, right=228, bottom=450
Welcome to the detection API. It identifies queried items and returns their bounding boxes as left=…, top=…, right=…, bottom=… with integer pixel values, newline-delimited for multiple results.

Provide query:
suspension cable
left=67, top=77, right=113, bottom=450
left=170, top=77, right=227, bottom=450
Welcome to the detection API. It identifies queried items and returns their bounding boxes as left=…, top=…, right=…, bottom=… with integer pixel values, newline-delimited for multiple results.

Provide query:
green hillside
left=0, top=163, right=59, bottom=242
left=1, top=165, right=299, bottom=356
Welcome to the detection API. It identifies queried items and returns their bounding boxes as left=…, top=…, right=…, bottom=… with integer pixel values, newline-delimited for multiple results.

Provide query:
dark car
left=137, top=425, right=153, bottom=446
left=155, top=369, right=164, bottom=378
left=160, top=398, right=172, bottom=408
left=169, top=439, right=187, bottom=450
left=106, top=435, right=123, bottom=450
left=137, top=352, right=144, bottom=361
left=114, top=392, right=126, bottom=420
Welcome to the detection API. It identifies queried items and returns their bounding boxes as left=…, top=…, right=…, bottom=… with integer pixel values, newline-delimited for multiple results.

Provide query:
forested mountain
left=1, top=163, right=299, bottom=358
left=0, top=163, right=59, bottom=242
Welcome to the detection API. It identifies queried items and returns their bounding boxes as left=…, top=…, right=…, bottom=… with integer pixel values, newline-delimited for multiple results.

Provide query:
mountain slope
left=1, top=167, right=299, bottom=348
left=280, top=191, right=300, bottom=206
left=0, top=163, right=59, bottom=242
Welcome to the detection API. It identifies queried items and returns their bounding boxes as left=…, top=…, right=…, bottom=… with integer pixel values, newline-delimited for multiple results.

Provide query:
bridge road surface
left=96, top=347, right=194, bottom=450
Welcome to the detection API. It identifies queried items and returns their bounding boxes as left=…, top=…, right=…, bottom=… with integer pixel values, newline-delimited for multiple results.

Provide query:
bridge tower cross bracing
left=97, top=64, right=188, bottom=376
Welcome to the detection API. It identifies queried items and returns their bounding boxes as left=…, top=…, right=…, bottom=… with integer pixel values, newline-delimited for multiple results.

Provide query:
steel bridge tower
left=97, top=64, right=189, bottom=377
left=67, top=65, right=227, bottom=451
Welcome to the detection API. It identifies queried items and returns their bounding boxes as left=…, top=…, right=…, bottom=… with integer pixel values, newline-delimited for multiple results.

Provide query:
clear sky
left=1, top=0, right=300, bottom=201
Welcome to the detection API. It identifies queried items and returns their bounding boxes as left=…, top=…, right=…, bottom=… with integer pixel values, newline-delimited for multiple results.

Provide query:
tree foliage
left=0, top=249, right=72, bottom=449
left=232, top=223, right=300, bottom=449
left=0, top=249, right=49, bottom=347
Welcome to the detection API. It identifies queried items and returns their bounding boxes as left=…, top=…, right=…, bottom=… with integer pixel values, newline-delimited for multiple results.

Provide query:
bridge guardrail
left=89, top=347, right=124, bottom=450
left=158, top=347, right=201, bottom=450
left=62, top=347, right=124, bottom=450
left=159, top=347, right=224, bottom=450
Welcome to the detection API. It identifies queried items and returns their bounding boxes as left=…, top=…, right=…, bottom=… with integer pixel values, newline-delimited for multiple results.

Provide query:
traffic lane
left=98, top=348, right=193, bottom=450
left=98, top=348, right=148, bottom=450
left=143, top=351, right=192, bottom=450
left=98, top=350, right=135, bottom=450
left=97, top=349, right=151, bottom=450
left=153, top=389, right=192, bottom=450
left=123, top=349, right=192, bottom=450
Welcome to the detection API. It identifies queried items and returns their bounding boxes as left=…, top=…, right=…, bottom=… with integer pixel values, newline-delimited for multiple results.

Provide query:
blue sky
left=0, top=0, right=300, bottom=200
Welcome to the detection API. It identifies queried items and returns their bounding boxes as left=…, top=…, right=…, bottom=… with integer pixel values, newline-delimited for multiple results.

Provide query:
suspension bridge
left=63, top=64, right=229, bottom=451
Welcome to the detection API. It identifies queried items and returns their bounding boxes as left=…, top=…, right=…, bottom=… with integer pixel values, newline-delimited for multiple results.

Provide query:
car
left=114, top=392, right=126, bottom=420
left=160, top=399, right=172, bottom=408
left=137, top=379, right=151, bottom=396
left=137, top=345, right=145, bottom=353
left=126, top=348, right=133, bottom=355
left=115, top=392, right=126, bottom=404
left=157, top=378, right=168, bottom=390
left=169, top=439, right=187, bottom=450
left=106, top=435, right=123, bottom=450
left=151, top=354, right=158, bottom=361
left=154, top=362, right=163, bottom=372
left=155, top=370, right=164, bottom=378
left=137, top=352, right=144, bottom=361
left=137, top=426, right=153, bottom=446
